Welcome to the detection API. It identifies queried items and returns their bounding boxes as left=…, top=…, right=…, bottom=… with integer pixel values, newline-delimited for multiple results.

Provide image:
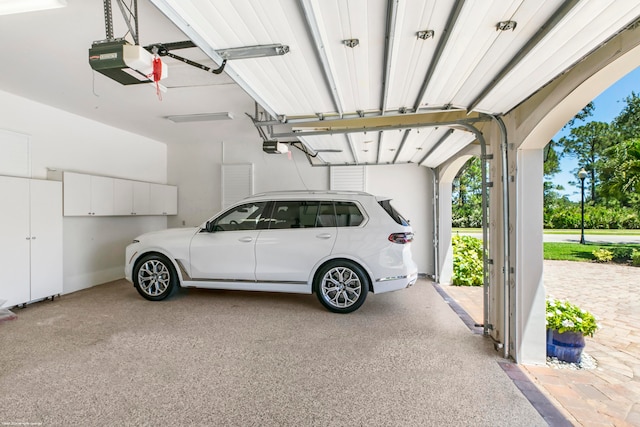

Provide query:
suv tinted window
left=269, top=201, right=320, bottom=229
left=213, top=202, right=267, bottom=231
left=335, top=202, right=364, bottom=227
left=378, top=199, right=409, bottom=226
left=316, top=202, right=336, bottom=227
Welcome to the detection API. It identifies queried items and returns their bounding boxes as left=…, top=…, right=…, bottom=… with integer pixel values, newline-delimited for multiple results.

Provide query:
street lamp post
left=578, top=168, right=588, bottom=244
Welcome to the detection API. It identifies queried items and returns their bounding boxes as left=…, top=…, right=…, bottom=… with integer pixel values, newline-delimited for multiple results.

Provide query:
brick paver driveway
left=528, top=260, right=640, bottom=426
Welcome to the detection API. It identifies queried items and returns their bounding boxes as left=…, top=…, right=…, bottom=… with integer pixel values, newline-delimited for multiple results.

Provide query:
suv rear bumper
left=373, top=271, right=418, bottom=293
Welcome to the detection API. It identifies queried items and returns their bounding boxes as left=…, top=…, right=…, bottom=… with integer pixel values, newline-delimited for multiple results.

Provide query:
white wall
left=0, top=90, right=168, bottom=294
left=364, top=165, right=432, bottom=275
left=167, top=126, right=330, bottom=228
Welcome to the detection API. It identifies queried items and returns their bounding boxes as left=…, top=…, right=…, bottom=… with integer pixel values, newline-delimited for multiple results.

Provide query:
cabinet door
left=149, top=184, right=177, bottom=215
left=164, top=185, right=178, bottom=215
left=63, top=172, right=92, bottom=216
left=113, top=178, right=133, bottom=215
left=91, top=175, right=114, bottom=216
left=0, top=176, right=30, bottom=307
left=29, top=180, right=63, bottom=302
left=132, top=181, right=150, bottom=215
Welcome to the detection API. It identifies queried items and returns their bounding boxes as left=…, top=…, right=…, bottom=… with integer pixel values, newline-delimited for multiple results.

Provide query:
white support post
left=515, top=148, right=546, bottom=364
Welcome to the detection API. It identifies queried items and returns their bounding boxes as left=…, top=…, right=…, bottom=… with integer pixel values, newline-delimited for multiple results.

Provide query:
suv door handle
left=238, top=236, right=254, bottom=243
left=316, top=233, right=332, bottom=239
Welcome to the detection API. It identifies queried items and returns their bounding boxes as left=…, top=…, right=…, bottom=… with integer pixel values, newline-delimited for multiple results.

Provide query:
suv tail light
left=388, top=232, right=413, bottom=244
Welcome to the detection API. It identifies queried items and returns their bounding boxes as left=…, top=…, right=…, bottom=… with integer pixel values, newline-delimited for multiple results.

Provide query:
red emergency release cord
left=151, top=56, right=162, bottom=100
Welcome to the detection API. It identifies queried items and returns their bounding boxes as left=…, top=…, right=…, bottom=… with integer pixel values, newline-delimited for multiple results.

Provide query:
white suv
left=125, top=191, right=418, bottom=313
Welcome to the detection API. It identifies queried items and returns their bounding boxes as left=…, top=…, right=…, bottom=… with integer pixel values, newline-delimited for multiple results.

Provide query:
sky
left=552, top=66, right=640, bottom=201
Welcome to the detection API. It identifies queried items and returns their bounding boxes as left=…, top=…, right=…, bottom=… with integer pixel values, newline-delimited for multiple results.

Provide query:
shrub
left=546, top=298, right=599, bottom=337
left=452, top=235, right=483, bottom=286
left=544, top=203, right=640, bottom=229
left=592, top=248, right=613, bottom=262
left=610, top=246, right=633, bottom=262
left=632, top=249, right=640, bottom=266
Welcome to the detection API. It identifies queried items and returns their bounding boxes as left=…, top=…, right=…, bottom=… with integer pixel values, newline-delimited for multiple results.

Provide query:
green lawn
left=544, top=242, right=640, bottom=262
left=453, top=228, right=640, bottom=236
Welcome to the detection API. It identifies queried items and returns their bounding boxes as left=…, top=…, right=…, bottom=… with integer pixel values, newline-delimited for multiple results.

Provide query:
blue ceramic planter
left=546, top=329, right=586, bottom=363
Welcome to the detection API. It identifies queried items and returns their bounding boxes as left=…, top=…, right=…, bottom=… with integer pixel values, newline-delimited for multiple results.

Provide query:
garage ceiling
left=149, top=0, right=640, bottom=166
left=2, top=1, right=639, bottom=167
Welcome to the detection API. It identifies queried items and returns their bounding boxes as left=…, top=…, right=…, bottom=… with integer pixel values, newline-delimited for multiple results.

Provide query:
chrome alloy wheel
left=137, top=259, right=171, bottom=297
left=320, top=266, right=362, bottom=309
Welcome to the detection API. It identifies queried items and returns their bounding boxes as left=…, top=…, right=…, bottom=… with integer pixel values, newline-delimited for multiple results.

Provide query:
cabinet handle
left=31, top=236, right=36, bottom=240
left=26, top=237, right=31, bottom=240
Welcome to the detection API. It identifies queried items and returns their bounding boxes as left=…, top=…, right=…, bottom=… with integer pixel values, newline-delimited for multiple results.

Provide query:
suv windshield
left=378, top=199, right=409, bottom=226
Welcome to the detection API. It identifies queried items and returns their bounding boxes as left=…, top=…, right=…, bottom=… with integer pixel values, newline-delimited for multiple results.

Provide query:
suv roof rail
left=248, top=190, right=373, bottom=198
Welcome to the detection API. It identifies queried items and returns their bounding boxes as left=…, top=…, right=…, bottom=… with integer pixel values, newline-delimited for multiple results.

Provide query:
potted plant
left=546, top=298, right=599, bottom=363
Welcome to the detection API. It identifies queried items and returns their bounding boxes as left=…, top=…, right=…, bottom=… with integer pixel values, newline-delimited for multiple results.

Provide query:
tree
left=544, top=103, right=592, bottom=204
left=543, top=139, right=565, bottom=208
left=599, top=138, right=640, bottom=206
left=599, top=93, right=640, bottom=208
left=613, top=92, right=640, bottom=139
left=558, top=121, right=612, bottom=203
left=451, top=157, right=483, bottom=228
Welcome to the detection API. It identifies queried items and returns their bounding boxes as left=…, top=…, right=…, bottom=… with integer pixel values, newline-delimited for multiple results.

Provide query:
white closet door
left=29, top=180, right=63, bottom=301
left=222, top=164, right=253, bottom=209
left=0, top=176, right=30, bottom=307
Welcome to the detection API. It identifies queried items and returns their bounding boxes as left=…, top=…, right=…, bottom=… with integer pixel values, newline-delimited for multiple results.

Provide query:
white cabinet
left=113, top=179, right=151, bottom=215
left=113, top=178, right=134, bottom=215
left=63, top=172, right=114, bottom=216
left=133, top=181, right=151, bottom=215
left=0, top=177, right=62, bottom=308
left=149, top=183, right=177, bottom=215
left=50, top=170, right=177, bottom=217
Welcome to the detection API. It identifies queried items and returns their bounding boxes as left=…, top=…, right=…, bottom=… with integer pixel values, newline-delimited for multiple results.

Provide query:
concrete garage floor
left=0, top=279, right=546, bottom=426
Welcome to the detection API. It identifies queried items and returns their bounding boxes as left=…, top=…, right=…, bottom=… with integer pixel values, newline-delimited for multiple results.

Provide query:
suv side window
left=212, top=202, right=267, bottom=231
left=335, top=202, right=364, bottom=227
left=316, top=202, right=336, bottom=227
left=270, top=201, right=320, bottom=229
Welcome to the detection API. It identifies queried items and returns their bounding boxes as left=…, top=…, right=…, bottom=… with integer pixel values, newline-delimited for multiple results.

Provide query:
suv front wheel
left=133, top=254, right=178, bottom=301
left=315, top=260, right=368, bottom=313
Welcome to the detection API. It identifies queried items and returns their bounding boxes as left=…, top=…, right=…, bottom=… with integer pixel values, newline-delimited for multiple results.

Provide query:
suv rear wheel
left=315, top=260, right=368, bottom=313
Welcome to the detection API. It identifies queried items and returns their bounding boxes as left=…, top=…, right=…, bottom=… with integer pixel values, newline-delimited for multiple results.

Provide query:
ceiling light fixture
left=496, top=21, right=517, bottom=31
left=417, top=30, right=435, bottom=40
left=216, top=44, right=290, bottom=60
left=343, top=39, right=360, bottom=48
left=0, top=0, right=66, bottom=15
left=166, top=112, right=234, bottom=123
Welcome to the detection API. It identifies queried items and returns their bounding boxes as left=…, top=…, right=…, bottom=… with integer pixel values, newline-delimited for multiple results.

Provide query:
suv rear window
left=378, top=199, right=409, bottom=226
